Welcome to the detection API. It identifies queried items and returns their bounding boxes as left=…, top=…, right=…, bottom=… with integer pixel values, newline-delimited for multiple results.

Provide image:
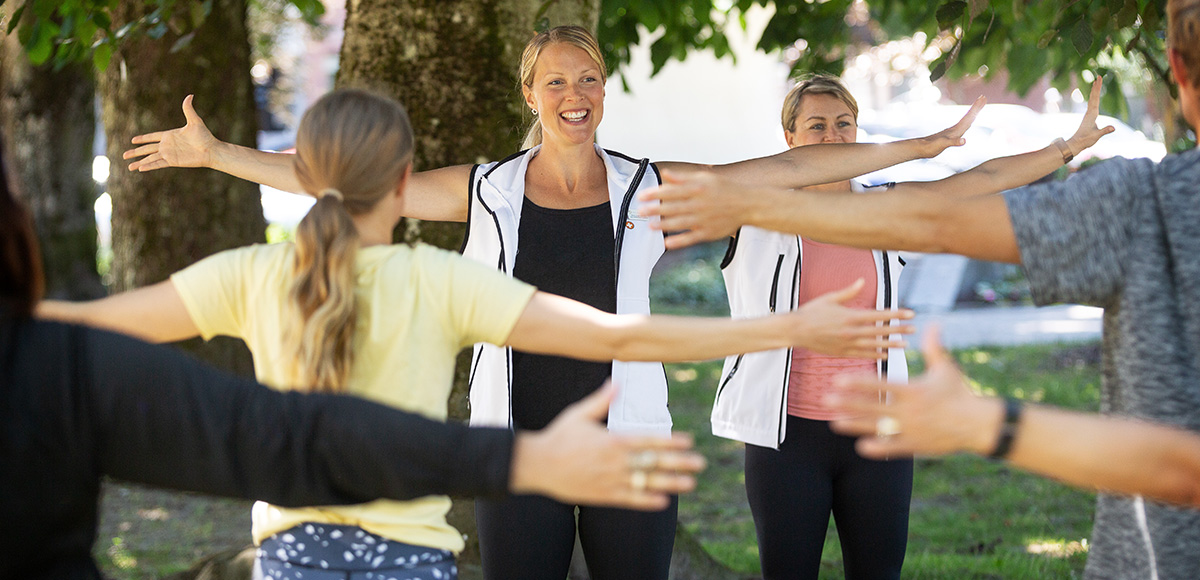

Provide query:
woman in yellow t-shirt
left=42, top=89, right=913, bottom=580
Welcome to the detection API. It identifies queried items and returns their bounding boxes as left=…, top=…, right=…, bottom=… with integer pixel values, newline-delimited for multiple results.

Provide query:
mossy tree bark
left=98, top=0, right=264, bottom=374
left=0, top=29, right=104, bottom=300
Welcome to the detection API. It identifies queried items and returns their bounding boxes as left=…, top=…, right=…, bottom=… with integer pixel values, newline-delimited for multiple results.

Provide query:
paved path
left=896, top=253, right=1103, bottom=350
left=909, top=303, right=1103, bottom=350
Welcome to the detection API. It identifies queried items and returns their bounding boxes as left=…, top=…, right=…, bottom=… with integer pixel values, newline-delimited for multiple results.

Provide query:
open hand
left=789, top=278, right=914, bottom=358
left=640, top=169, right=746, bottom=251
left=510, top=382, right=706, bottom=510
left=917, top=96, right=986, bottom=158
left=824, top=326, right=1000, bottom=458
left=1066, top=77, right=1116, bottom=158
left=123, top=94, right=219, bottom=172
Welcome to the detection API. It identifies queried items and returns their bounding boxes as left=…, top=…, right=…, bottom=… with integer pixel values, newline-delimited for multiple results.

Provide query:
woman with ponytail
left=120, top=25, right=980, bottom=579
left=45, top=88, right=916, bottom=580
left=2, top=128, right=710, bottom=579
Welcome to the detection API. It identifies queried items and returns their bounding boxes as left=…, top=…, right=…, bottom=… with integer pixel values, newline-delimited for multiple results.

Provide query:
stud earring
left=531, top=109, right=539, bottom=115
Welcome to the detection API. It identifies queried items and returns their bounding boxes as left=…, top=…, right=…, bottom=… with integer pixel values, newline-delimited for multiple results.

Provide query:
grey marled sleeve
left=1003, top=157, right=1154, bottom=307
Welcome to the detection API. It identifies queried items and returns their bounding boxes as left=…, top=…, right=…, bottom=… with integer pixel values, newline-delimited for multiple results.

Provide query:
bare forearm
left=697, top=139, right=931, bottom=190
left=920, top=144, right=1066, bottom=199
left=605, top=314, right=790, bottom=362
left=984, top=404, right=1200, bottom=507
left=35, top=282, right=200, bottom=343
left=209, top=141, right=304, bottom=194
left=736, top=186, right=1021, bottom=263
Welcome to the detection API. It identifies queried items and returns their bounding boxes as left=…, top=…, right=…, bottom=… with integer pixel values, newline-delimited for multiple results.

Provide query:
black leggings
left=475, top=494, right=678, bottom=580
left=745, top=415, right=913, bottom=580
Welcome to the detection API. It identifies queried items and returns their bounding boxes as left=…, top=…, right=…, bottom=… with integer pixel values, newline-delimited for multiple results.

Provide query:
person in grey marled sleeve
left=640, top=0, right=1200, bottom=577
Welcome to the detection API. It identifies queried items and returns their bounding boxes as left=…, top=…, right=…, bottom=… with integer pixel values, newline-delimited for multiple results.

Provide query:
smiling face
left=522, top=42, right=606, bottom=147
left=785, top=92, right=858, bottom=148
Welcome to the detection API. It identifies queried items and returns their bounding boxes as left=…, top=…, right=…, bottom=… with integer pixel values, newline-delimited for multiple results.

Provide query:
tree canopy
left=6, top=0, right=1172, bottom=113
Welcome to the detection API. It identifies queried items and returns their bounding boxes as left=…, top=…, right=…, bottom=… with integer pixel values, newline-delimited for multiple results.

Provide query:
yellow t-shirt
left=170, top=242, right=535, bottom=552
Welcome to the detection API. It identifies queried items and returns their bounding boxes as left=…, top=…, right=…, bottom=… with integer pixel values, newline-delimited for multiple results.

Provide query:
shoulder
left=1156, top=148, right=1200, bottom=182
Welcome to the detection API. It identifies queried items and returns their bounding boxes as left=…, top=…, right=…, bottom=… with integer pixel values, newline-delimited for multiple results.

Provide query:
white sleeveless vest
left=460, top=144, right=672, bottom=435
left=712, top=181, right=909, bottom=448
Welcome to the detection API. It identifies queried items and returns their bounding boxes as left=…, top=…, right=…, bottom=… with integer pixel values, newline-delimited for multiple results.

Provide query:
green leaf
left=649, top=37, right=671, bottom=75
left=1071, top=19, right=1093, bottom=55
left=1037, top=29, right=1058, bottom=49
left=936, top=1, right=967, bottom=29
left=94, top=41, right=112, bottom=71
left=930, top=57, right=950, bottom=82
left=91, top=11, right=111, bottom=31
left=6, top=3, right=25, bottom=34
left=1116, top=0, right=1138, bottom=27
left=28, top=23, right=54, bottom=64
left=534, top=17, right=549, bottom=33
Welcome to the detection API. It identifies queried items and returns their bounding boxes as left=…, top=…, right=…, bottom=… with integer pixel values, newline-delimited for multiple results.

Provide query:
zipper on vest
left=880, top=251, right=892, bottom=379
left=769, top=254, right=785, bottom=313
left=613, top=158, right=651, bottom=284
left=714, top=353, right=745, bottom=404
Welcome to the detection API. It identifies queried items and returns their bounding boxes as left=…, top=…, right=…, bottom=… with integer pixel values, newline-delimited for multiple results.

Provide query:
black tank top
left=510, top=196, right=615, bottom=430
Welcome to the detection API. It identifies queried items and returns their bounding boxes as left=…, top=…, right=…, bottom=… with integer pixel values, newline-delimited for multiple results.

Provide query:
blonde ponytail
left=284, top=89, right=414, bottom=392
left=287, top=194, right=359, bottom=391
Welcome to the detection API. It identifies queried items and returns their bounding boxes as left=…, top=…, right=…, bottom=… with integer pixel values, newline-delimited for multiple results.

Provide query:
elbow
left=1150, top=469, right=1200, bottom=508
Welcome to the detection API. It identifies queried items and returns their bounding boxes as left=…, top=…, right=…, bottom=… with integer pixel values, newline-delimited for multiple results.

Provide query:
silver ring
left=875, top=416, right=902, bottom=438
left=628, top=450, right=659, bottom=471
left=630, top=470, right=648, bottom=492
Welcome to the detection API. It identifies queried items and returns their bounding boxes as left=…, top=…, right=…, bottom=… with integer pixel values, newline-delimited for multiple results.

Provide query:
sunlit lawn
left=669, top=341, right=1101, bottom=579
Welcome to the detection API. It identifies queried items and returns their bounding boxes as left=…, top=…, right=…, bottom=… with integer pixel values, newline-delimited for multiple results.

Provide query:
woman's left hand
left=1066, top=77, right=1117, bottom=158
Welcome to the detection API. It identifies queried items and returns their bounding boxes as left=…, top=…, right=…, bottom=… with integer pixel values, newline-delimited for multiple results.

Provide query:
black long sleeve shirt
left=0, top=317, right=513, bottom=580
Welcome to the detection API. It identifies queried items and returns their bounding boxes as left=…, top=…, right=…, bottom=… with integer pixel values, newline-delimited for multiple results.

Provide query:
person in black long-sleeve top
left=0, top=138, right=704, bottom=580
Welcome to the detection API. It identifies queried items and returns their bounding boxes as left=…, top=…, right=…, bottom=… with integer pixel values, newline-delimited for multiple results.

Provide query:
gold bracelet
left=1052, top=137, right=1074, bottom=164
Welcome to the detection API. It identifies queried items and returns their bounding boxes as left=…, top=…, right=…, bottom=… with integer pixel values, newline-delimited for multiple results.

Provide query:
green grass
left=668, top=341, right=1102, bottom=579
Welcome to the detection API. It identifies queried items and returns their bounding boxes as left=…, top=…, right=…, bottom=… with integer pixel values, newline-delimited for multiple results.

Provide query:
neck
left=351, top=210, right=397, bottom=247
left=528, top=139, right=605, bottom=194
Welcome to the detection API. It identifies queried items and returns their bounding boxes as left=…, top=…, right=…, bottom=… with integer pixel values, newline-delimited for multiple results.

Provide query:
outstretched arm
left=504, top=280, right=913, bottom=363
left=37, top=281, right=199, bottom=343
left=82, top=326, right=702, bottom=509
left=889, top=78, right=1113, bottom=199
left=824, top=329, right=1200, bottom=508
left=123, top=96, right=473, bottom=222
left=642, top=171, right=1021, bottom=262
left=656, top=97, right=984, bottom=189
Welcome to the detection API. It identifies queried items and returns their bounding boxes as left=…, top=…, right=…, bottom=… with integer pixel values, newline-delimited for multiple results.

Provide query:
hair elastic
left=318, top=188, right=344, bottom=201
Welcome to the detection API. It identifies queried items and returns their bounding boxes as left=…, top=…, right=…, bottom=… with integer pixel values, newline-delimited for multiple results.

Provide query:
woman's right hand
left=913, top=96, right=985, bottom=159
left=788, top=278, right=915, bottom=358
left=123, top=94, right=220, bottom=172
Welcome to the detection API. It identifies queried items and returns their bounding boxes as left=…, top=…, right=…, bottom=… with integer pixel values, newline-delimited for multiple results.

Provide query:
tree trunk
left=0, top=29, right=104, bottom=300
left=99, top=0, right=264, bottom=374
left=336, top=0, right=598, bottom=570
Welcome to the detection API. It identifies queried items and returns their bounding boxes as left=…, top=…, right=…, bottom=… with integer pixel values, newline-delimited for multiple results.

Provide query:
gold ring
left=875, top=416, right=902, bottom=438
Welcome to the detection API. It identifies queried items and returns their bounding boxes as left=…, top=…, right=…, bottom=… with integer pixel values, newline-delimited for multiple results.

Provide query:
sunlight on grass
left=672, top=367, right=698, bottom=382
left=1025, top=537, right=1089, bottom=558
left=107, top=537, right=137, bottom=570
